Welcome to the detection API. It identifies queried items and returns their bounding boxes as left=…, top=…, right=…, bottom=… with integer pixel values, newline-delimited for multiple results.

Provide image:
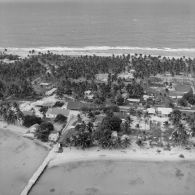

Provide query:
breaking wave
left=1, top=46, right=195, bottom=57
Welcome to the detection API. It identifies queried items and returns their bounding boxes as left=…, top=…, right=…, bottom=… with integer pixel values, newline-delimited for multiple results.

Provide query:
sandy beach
left=49, top=146, right=195, bottom=168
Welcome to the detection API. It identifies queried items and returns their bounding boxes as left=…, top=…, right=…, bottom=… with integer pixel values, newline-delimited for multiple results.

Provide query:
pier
left=20, top=147, right=57, bottom=195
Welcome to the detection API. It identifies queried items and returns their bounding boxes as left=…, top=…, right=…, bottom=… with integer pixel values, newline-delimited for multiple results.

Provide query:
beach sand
left=49, top=146, right=195, bottom=168
left=0, top=128, right=49, bottom=195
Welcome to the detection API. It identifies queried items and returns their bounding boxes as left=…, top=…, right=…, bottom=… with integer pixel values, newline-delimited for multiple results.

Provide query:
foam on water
left=1, top=46, right=195, bottom=58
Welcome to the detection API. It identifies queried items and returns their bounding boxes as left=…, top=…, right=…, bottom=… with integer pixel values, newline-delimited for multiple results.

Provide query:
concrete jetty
left=20, top=147, right=57, bottom=195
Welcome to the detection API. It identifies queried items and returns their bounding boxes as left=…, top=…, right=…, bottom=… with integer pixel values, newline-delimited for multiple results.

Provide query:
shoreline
left=1, top=46, right=195, bottom=58
left=49, top=146, right=195, bottom=168
left=0, top=121, right=28, bottom=135
left=0, top=121, right=51, bottom=150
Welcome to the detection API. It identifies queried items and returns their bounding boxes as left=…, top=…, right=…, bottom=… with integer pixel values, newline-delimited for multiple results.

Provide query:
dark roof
left=113, top=112, right=128, bottom=119
left=67, top=101, right=95, bottom=110
left=67, top=101, right=84, bottom=110
left=22, top=111, right=34, bottom=116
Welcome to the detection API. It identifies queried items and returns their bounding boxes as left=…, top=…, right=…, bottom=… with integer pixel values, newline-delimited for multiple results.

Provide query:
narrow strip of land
left=20, top=146, right=57, bottom=195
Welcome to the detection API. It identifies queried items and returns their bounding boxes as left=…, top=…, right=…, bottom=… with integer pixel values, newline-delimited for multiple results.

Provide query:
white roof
left=118, top=73, right=134, bottom=79
left=169, top=95, right=183, bottom=99
left=40, top=82, right=50, bottom=86
left=157, top=107, right=173, bottom=115
left=127, top=98, right=140, bottom=102
left=84, top=90, right=91, bottom=94
left=143, top=95, right=154, bottom=100
left=45, top=88, right=57, bottom=96
left=147, top=108, right=156, bottom=114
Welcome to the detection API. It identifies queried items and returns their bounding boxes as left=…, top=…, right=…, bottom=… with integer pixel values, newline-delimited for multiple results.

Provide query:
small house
left=156, top=107, right=173, bottom=117
left=84, top=90, right=94, bottom=100
left=127, top=98, right=140, bottom=104
left=45, top=88, right=57, bottom=96
left=119, top=106, right=130, bottom=114
left=49, top=131, right=59, bottom=142
left=46, top=108, right=70, bottom=119
left=118, top=73, right=134, bottom=81
left=146, top=108, right=156, bottom=115
left=95, top=73, right=108, bottom=83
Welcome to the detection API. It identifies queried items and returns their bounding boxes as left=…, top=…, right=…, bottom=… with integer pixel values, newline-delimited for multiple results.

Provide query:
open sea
left=0, top=0, right=195, bottom=57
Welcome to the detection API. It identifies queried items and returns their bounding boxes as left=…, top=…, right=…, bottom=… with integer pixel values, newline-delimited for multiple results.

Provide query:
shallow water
left=0, top=129, right=48, bottom=195
left=30, top=159, right=195, bottom=195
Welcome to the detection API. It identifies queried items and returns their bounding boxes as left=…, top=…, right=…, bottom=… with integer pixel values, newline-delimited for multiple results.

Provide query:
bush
left=54, top=114, right=67, bottom=123
left=23, top=115, right=42, bottom=127
left=53, top=101, right=64, bottom=107
left=35, top=122, right=54, bottom=142
left=178, top=98, right=188, bottom=107
left=101, top=115, right=122, bottom=132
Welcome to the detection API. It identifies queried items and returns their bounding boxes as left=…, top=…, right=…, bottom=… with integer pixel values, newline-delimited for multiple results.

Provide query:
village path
left=61, top=114, right=77, bottom=135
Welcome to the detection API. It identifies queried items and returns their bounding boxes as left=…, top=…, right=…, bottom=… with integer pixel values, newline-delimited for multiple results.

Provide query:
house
left=119, top=106, right=130, bottom=113
left=143, top=95, right=154, bottom=101
left=40, top=82, right=52, bottom=90
left=118, top=72, right=134, bottom=81
left=45, top=88, right=57, bottom=96
left=169, top=95, right=183, bottom=100
left=46, top=108, right=70, bottom=119
left=146, top=108, right=156, bottom=115
left=113, top=112, right=128, bottom=119
left=22, top=110, right=35, bottom=116
left=53, top=122, right=65, bottom=132
left=41, top=101, right=56, bottom=108
left=84, top=90, right=94, bottom=100
left=156, top=107, right=173, bottom=117
left=67, top=101, right=86, bottom=110
left=95, top=73, right=108, bottom=83
left=127, top=98, right=140, bottom=104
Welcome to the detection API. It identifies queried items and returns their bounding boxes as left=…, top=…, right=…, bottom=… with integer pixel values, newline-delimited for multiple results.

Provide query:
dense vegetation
left=1, top=51, right=194, bottom=103
left=0, top=56, right=45, bottom=99
left=0, top=101, right=23, bottom=124
left=23, top=115, right=42, bottom=127
left=35, top=122, right=54, bottom=142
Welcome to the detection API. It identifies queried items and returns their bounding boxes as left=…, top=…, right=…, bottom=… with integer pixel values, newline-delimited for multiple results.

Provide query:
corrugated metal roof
left=47, top=108, right=70, bottom=116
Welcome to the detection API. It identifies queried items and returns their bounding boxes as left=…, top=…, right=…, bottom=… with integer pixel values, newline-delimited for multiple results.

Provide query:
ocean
left=0, top=0, right=195, bottom=57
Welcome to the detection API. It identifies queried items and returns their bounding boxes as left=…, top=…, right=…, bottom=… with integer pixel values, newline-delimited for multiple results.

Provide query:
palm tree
left=169, top=109, right=182, bottom=126
left=143, top=111, right=150, bottom=130
left=172, top=124, right=189, bottom=145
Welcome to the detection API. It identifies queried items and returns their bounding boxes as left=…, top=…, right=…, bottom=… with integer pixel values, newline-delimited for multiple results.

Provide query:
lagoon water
left=0, top=0, right=195, bottom=56
left=30, top=160, right=195, bottom=195
left=0, top=129, right=48, bottom=195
